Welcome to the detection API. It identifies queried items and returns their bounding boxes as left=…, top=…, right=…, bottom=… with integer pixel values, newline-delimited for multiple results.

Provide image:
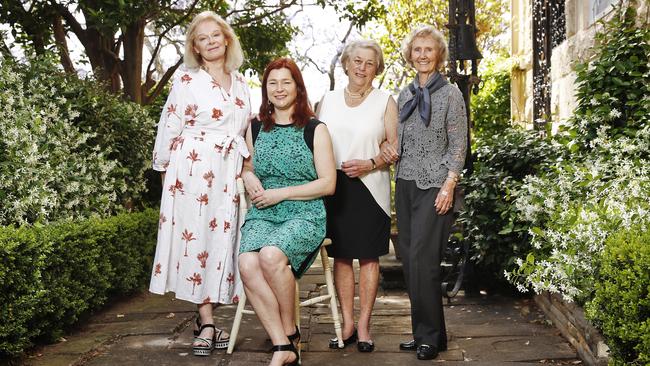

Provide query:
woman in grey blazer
left=388, top=25, right=467, bottom=361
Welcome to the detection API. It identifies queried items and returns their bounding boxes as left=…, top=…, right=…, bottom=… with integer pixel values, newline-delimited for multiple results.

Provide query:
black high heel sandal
left=270, top=343, right=299, bottom=366
left=287, top=326, right=301, bottom=348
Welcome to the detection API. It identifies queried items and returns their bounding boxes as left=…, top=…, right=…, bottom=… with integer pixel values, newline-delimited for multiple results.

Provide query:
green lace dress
left=239, top=119, right=326, bottom=278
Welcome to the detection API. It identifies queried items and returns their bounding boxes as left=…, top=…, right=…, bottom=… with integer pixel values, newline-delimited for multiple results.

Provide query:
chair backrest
left=236, top=177, right=249, bottom=218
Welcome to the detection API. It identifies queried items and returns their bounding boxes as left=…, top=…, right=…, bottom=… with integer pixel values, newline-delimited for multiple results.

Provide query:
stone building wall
left=510, top=0, right=648, bottom=125
left=510, top=0, right=534, bottom=125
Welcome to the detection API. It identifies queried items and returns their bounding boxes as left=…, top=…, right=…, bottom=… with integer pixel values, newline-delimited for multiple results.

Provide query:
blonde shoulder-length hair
left=184, top=11, right=244, bottom=72
left=401, top=25, right=448, bottom=72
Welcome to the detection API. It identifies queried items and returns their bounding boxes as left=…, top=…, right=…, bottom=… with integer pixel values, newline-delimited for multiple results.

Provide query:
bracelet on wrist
left=446, top=175, right=459, bottom=183
left=369, top=158, right=376, bottom=170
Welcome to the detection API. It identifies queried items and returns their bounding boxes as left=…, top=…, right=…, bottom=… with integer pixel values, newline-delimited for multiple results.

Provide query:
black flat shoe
left=400, top=339, right=447, bottom=352
left=328, top=329, right=357, bottom=349
left=357, top=340, right=374, bottom=352
left=416, top=344, right=439, bottom=360
left=399, top=339, right=416, bottom=351
left=271, top=343, right=299, bottom=366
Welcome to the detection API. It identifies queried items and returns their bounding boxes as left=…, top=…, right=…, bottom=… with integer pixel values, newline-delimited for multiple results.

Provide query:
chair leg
left=321, top=246, right=344, bottom=348
left=227, top=291, right=247, bottom=354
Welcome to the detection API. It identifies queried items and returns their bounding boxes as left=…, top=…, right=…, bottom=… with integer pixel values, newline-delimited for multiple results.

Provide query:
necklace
left=344, top=86, right=373, bottom=99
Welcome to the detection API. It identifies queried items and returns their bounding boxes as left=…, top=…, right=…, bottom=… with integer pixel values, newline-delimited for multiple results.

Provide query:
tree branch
left=144, top=33, right=165, bottom=76
left=146, top=58, right=183, bottom=104
left=327, top=21, right=355, bottom=90
left=230, top=0, right=299, bottom=26
left=145, top=0, right=200, bottom=79
left=53, top=2, right=88, bottom=46
left=378, top=58, right=403, bottom=89
left=303, top=54, right=327, bottom=74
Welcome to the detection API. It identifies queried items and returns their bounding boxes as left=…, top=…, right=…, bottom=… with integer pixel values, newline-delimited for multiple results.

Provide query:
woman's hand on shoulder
left=341, top=159, right=373, bottom=178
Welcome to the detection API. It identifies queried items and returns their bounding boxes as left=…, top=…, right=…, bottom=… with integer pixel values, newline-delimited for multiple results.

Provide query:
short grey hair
left=340, top=39, right=385, bottom=76
left=401, top=25, right=448, bottom=71
left=184, top=11, right=244, bottom=72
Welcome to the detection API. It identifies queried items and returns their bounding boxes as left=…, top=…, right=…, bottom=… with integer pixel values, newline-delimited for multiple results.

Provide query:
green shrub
left=568, top=1, right=650, bottom=145
left=470, top=57, right=512, bottom=138
left=0, top=55, right=156, bottom=226
left=0, top=227, right=45, bottom=357
left=459, top=127, right=563, bottom=282
left=61, top=80, right=156, bottom=209
left=586, top=227, right=650, bottom=365
left=0, top=208, right=158, bottom=359
left=507, top=125, right=650, bottom=302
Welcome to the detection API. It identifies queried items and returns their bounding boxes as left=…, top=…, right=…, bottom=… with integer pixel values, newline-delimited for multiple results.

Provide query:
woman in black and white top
left=316, top=39, right=398, bottom=353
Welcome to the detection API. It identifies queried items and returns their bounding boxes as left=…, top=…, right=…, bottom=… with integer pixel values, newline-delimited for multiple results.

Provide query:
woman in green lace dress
left=239, top=58, right=336, bottom=366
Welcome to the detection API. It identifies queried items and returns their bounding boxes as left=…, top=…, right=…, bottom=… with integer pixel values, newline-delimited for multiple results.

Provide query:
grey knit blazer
left=395, top=83, right=468, bottom=189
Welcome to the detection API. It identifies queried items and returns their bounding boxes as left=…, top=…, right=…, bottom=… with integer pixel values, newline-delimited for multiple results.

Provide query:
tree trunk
left=52, top=15, right=75, bottom=74
left=122, top=19, right=145, bottom=103
left=83, top=27, right=121, bottom=94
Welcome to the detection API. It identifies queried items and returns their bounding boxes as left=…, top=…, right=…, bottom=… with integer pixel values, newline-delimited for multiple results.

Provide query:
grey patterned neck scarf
left=399, top=72, right=448, bottom=127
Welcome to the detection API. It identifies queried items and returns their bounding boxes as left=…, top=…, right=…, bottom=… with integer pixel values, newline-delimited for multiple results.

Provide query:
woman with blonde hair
left=394, top=25, right=467, bottom=361
left=149, top=11, right=251, bottom=356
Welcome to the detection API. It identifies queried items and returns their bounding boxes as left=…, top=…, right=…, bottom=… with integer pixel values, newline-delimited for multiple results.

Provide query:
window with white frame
left=590, top=0, right=615, bottom=23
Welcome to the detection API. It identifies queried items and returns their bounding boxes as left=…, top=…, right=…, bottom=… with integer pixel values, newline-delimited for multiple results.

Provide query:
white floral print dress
left=149, top=66, right=251, bottom=305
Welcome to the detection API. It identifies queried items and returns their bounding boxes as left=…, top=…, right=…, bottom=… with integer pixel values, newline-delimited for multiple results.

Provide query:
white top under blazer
left=319, top=88, right=391, bottom=217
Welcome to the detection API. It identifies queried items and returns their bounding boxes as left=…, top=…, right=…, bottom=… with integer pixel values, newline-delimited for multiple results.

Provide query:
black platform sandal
left=193, top=324, right=216, bottom=356
left=213, top=327, right=230, bottom=349
left=270, top=343, right=299, bottom=366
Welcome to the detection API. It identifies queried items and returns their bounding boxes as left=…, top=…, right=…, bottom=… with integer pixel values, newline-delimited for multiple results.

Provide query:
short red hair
left=259, top=58, right=314, bottom=131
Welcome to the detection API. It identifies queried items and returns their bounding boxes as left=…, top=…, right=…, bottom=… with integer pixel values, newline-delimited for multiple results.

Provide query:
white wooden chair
left=227, top=178, right=343, bottom=354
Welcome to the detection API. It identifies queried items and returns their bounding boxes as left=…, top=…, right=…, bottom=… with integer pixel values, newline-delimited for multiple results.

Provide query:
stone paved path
left=23, top=251, right=582, bottom=366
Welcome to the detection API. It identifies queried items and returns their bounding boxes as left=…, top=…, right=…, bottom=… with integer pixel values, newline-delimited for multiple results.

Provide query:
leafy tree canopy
left=0, top=0, right=382, bottom=105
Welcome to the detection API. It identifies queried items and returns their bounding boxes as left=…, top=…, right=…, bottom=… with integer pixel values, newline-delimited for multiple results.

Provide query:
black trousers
left=395, top=178, right=453, bottom=348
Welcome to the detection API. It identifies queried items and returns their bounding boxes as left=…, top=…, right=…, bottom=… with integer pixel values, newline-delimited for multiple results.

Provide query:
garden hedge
left=586, top=227, right=650, bottom=365
left=0, top=208, right=158, bottom=359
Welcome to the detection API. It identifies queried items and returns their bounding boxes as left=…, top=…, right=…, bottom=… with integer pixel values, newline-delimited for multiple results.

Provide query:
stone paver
left=22, top=250, right=582, bottom=365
